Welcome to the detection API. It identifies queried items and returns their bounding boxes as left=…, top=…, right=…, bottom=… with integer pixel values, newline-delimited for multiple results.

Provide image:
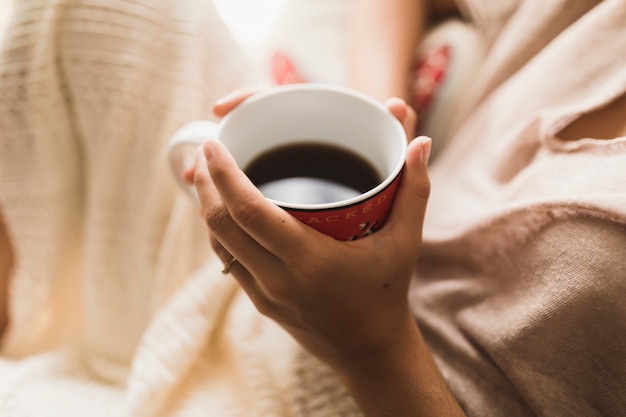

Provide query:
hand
left=191, top=90, right=465, bottom=417
left=191, top=89, right=431, bottom=371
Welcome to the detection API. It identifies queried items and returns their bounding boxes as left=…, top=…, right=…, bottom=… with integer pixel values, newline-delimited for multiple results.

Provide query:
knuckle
left=292, top=259, right=325, bottom=281
left=194, top=168, right=212, bottom=188
left=413, top=176, right=431, bottom=201
left=230, top=197, right=264, bottom=227
left=418, top=180, right=431, bottom=200
left=207, top=159, right=229, bottom=183
left=287, top=257, right=334, bottom=293
left=263, top=279, right=294, bottom=305
left=204, top=201, right=230, bottom=232
left=251, top=295, right=275, bottom=318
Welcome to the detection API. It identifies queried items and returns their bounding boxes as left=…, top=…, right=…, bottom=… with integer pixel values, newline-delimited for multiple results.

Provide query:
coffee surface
left=244, top=142, right=382, bottom=204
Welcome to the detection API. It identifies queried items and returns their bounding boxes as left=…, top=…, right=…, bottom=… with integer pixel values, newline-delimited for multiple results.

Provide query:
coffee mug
left=167, top=83, right=407, bottom=241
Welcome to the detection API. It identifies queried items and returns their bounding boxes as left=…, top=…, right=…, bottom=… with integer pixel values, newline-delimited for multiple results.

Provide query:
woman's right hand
left=187, top=88, right=464, bottom=416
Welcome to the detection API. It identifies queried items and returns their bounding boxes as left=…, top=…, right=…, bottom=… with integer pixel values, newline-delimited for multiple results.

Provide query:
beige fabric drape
left=415, top=0, right=626, bottom=415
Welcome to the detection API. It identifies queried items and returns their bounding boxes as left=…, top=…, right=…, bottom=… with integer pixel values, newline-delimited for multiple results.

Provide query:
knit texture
left=1, top=0, right=626, bottom=416
left=0, top=1, right=306, bottom=415
left=416, top=0, right=626, bottom=415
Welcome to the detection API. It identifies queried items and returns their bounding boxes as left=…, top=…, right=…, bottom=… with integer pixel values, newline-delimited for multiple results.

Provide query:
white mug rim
left=217, top=83, right=408, bottom=211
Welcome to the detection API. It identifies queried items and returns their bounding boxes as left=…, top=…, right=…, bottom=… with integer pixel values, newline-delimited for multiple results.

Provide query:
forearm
left=337, top=313, right=465, bottom=417
left=348, top=0, right=426, bottom=102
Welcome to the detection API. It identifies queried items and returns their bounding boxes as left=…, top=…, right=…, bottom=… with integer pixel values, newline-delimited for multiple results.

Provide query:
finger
left=194, top=145, right=288, bottom=275
left=383, top=136, right=431, bottom=242
left=182, top=146, right=202, bottom=185
left=210, top=235, right=245, bottom=274
left=385, top=97, right=418, bottom=141
left=209, top=233, right=280, bottom=316
left=212, top=87, right=263, bottom=118
left=272, top=53, right=308, bottom=84
left=202, top=139, right=314, bottom=258
left=201, top=173, right=306, bottom=322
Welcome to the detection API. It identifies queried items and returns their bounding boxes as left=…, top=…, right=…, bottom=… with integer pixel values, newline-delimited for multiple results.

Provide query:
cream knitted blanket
left=0, top=1, right=350, bottom=416
left=2, top=0, right=626, bottom=416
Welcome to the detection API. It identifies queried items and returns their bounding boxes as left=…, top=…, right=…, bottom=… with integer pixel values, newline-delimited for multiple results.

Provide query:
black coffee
left=244, top=142, right=382, bottom=204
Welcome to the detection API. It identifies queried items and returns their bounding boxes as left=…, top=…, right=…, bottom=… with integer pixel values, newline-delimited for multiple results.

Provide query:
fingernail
left=418, top=136, right=432, bottom=165
left=214, top=92, right=236, bottom=107
left=214, top=96, right=227, bottom=107
left=214, top=88, right=248, bottom=107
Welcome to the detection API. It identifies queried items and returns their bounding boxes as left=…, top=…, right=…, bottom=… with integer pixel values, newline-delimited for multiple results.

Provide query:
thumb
left=385, top=136, right=432, bottom=240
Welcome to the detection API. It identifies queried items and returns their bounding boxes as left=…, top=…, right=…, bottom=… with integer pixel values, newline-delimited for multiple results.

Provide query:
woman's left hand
left=192, top=91, right=431, bottom=371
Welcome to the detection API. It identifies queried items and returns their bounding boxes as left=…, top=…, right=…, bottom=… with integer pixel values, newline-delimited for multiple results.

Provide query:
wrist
left=336, top=312, right=427, bottom=386
left=335, top=315, right=465, bottom=417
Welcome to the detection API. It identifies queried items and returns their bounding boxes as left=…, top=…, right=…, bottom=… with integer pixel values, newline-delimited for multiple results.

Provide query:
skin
left=348, top=0, right=426, bottom=102
left=191, top=90, right=466, bottom=417
left=197, top=86, right=626, bottom=415
left=348, top=0, right=460, bottom=102
left=1, top=3, right=625, bottom=415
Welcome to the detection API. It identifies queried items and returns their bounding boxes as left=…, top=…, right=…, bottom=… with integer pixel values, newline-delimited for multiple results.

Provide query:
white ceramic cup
left=167, top=83, right=407, bottom=240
